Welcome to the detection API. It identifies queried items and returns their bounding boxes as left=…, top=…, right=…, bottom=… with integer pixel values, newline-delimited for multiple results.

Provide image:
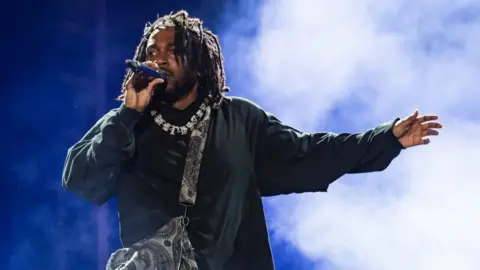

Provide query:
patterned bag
left=106, top=106, right=211, bottom=270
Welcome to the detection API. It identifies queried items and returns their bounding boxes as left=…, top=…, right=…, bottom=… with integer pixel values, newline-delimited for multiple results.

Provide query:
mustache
left=158, top=68, right=172, bottom=76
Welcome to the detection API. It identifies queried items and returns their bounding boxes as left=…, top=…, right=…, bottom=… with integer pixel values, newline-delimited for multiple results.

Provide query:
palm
left=124, top=88, right=153, bottom=112
left=399, top=121, right=426, bottom=148
left=136, top=90, right=151, bottom=107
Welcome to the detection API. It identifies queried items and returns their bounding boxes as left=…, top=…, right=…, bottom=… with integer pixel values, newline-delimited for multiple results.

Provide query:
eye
left=147, top=50, right=159, bottom=57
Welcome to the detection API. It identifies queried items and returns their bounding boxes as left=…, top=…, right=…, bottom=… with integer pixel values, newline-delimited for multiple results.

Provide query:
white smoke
left=222, top=0, right=480, bottom=269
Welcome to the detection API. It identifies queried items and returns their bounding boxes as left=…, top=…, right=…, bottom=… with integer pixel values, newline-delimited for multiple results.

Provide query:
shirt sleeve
left=62, top=104, right=142, bottom=205
left=254, top=109, right=404, bottom=197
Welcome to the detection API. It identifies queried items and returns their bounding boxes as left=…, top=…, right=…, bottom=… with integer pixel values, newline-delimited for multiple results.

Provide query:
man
left=62, top=10, right=442, bottom=270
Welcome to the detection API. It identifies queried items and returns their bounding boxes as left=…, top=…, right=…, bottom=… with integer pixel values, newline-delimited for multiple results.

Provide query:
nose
left=151, top=50, right=169, bottom=67
left=153, top=57, right=167, bottom=67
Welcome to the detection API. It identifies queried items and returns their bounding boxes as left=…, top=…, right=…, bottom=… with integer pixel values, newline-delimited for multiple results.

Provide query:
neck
left=172, top=81, right=199, bottom=110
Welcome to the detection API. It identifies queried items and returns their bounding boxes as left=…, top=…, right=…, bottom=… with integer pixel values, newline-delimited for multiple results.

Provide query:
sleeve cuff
left=387, top=118, right=406, bottom=150
left=116, top=103, right=143, bottom=130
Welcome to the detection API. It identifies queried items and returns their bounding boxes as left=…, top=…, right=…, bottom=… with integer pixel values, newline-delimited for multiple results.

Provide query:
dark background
left=3, top=0, right=316, bottom=269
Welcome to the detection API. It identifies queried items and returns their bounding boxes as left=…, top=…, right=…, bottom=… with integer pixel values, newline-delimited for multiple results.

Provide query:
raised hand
left=392, top=110, right=443, bottom=148
left=124, top=61, right=165, bottom=112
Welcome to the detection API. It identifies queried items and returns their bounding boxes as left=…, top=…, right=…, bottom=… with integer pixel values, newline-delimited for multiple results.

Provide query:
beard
left=152, top=73, right=197, bottom=106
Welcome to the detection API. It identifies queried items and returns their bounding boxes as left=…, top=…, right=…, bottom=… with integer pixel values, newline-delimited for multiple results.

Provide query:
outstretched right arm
left=62, top=104, right=142, bottom=205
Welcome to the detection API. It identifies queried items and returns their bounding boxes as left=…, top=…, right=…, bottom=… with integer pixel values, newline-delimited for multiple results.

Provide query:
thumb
left=410, top=109, right=419, bottom=119
left=402, top=109, right=419, bottom=126
left=393, top=109, right=418, bottom=139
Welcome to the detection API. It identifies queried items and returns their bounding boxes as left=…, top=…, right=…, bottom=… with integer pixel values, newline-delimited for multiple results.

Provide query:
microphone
left=125, top=59, right=168, bottom=82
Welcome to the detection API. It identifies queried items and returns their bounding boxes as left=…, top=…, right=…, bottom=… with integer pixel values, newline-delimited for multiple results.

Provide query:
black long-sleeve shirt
left=62, top=96, right=404, bottom=270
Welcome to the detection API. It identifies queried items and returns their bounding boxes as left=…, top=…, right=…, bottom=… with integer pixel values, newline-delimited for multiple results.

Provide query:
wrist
left=392, top=119, right=403, bottom=138
left=118, top=103, right=143, bottom=125
left=124, top=103, right=146, bottom=113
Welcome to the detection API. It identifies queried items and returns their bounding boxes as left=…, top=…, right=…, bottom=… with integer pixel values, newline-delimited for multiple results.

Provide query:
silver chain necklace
left=150, top=100, right=209, bottom=135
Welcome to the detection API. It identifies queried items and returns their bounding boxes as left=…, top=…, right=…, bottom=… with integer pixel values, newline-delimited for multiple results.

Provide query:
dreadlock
left=119, top=10, right=230, bottom=107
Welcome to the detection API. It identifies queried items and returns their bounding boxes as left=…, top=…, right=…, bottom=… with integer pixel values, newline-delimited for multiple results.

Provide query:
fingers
left=422, top=128, right=439, bottom=136
left=416, top=121, right=441, bottom=146
left=145, top=78, right=165, bottom=95
left=125, top=73, right=135, bottom=89
left=419, top=120, right=442, bottom=136
left=125, top=72, right=142, bottom=90
left=409, top=109, right=419, bottom=120
left=416, top=114, right=439, bottom=123
left=402, top=109, right=419, bottom=124
left=421, top=138, right=431, bottom=145
left=400, top=111, right=441, bottom=148
left=405, top=112, right=441, bottom=133
left=144, top=61, right=160, bottom=70
left=404, top=109, right=439, bottom=124
left=126, top=61, right=161, bottom=91
left=397, top=110, right=419, bottom=132
left=422, top=122, right=443, bottom=129
left=144, top=61, right=160, bottom=81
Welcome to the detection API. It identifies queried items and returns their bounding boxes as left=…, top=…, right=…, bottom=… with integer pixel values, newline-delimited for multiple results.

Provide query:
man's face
left=145, top=27, right=196, bottom=98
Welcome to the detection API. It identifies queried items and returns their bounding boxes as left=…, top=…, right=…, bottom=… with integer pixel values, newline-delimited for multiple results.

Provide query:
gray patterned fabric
left=179, top=106, right=210, bottom=206
left=106, top=106, right=211, bottom=270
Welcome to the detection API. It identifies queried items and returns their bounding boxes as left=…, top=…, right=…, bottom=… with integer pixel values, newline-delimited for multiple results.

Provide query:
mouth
left=158, top=69, right=172, bottom=76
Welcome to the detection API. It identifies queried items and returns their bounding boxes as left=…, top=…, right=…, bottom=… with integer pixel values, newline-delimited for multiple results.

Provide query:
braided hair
left=119, top=10, right=230, bottom=107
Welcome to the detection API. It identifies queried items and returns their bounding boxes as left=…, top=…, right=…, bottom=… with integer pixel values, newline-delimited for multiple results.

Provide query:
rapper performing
left=62, top=10, right=442, bottom=270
